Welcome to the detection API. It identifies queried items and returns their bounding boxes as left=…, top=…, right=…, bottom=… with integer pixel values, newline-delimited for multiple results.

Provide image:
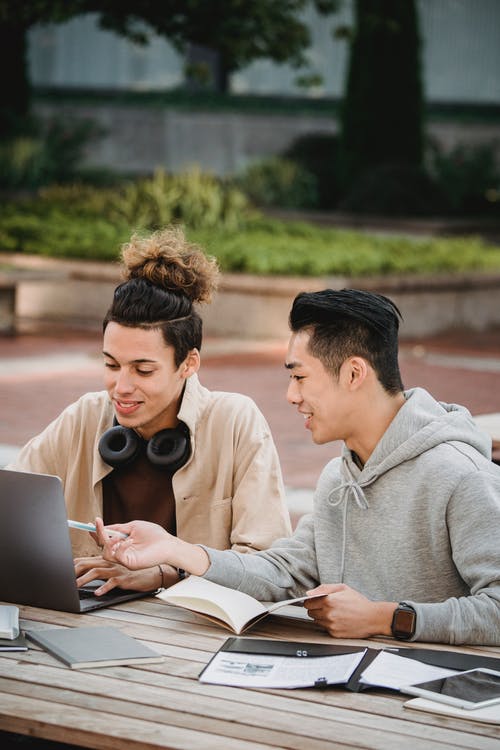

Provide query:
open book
left=156, top=576, right=321, bottom=634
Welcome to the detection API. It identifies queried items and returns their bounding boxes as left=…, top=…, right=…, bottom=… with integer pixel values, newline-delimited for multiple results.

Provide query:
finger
left=303, top=597, right=327, bottom=612
left=76, top=570, right=102, bottom=587
left=76, top=564, right=115, bottom=585
left=74, top=558, right=108, bottom=575
left=94, top=578, right=119, bottom=595
left=307, top=611, right=330, bottom=630
left=94, top=517, right=110, bottom=547
left=106, top=538, right=131, bottom=562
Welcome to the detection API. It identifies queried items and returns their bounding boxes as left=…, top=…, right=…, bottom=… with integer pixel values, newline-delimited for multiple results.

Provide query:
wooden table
left=1, top=597, right=499, bottom=749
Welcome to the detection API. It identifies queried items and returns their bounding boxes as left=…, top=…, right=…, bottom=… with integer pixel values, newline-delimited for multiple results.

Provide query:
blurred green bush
left=236, top=156, right=318, bottom=209
left=0, top=116, right=104, bottom=189
left=426, top=138, right=500, bottom=215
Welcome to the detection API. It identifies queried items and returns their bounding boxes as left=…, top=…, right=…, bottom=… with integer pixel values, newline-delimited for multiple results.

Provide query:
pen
left=67, top=520, right=128, bottom=539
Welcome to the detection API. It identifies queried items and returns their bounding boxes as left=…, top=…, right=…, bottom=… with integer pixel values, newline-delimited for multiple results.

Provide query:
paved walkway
left=1, top=328, right=499, bottom=520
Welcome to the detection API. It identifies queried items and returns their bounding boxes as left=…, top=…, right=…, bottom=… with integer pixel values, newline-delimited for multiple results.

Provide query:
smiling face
left=103, top=322, right=199, bottom=440
left=285, top=330, right=356, bottom=445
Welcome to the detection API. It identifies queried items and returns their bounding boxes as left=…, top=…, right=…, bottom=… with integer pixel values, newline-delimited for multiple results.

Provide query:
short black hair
left=289, top=288, right=404, bottom=394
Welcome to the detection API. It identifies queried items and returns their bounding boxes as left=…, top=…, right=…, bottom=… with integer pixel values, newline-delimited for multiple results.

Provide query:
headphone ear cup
left=147, top=426, right=191, bottom=471
left=98, top=425, right=142, bottom=468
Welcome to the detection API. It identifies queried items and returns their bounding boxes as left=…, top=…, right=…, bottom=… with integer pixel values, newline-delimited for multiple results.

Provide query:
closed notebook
left=0, top=633, right=28, bottom=652
left=26, top=626, right=164, bottom=669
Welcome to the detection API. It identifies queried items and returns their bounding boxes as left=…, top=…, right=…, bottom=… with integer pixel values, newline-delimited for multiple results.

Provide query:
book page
left=200, top=650, right=366, bottom=689
left=157, top=577, right=327, bottom=633
left=267, top=592, right=325, bottom=612
left=157, top=576, right=268, bottom=633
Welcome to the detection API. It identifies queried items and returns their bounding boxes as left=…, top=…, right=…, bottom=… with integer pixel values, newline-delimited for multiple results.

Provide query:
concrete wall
left=35, top=102, right=339, bottom=176
left=34, top=101, right=500, bottom=177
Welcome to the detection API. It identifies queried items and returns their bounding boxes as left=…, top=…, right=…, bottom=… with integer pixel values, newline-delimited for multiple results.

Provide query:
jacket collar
left=177, top=373, right=211, bottom=434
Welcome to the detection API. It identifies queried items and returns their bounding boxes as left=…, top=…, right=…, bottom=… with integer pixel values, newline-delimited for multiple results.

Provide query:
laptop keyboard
left=79, top=588, right=121, bottom=601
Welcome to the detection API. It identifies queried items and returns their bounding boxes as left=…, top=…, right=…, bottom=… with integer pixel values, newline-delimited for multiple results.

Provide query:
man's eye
left=137, top=369, right=154, bottom=376
left=104, top=362, right=118, bottom=370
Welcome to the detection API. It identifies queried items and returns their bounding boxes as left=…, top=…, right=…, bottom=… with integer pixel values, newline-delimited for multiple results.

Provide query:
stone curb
left=3, top=253, right=500, bottom=339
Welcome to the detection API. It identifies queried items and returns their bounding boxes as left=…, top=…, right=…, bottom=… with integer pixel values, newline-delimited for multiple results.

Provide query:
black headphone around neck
left=98, top=420, right=191, bottom=471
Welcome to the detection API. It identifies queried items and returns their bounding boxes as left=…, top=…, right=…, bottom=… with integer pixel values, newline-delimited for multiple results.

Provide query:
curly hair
left=103, top=226, right=219, bottom=366
left=121, top=225, right=219, bottom=304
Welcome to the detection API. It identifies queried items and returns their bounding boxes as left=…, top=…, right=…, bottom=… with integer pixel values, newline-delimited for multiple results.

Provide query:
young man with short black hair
left=98, top=288, right=500, bottom=646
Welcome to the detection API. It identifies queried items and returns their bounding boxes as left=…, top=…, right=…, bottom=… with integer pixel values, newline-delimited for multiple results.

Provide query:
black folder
left=201, top=637, right=500, bottom=692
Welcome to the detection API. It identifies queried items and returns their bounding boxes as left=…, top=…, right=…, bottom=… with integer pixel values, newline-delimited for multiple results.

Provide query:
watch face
left=395, top=609, right=415, bottom=634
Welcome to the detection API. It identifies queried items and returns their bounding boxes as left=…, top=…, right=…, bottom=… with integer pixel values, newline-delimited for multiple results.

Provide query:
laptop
left=0, top=469, right=155, bottom=613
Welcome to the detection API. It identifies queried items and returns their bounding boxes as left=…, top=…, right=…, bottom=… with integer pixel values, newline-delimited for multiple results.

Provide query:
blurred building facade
left=28, top=0, right=500, bottom=175
left=29, top=1, right=500, bottom=104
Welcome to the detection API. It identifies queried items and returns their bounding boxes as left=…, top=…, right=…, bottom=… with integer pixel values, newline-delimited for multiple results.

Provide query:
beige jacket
left=9, top=374, right=291, bottom=556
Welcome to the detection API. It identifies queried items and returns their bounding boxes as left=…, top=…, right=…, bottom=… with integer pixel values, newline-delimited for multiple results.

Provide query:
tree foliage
left=338, top=0, right=423, bottom=192
left=0, top=0, right=339, bottom=136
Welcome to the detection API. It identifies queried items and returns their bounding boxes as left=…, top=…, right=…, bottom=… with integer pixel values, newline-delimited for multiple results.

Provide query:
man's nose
left=286, top=379, right=301, bottom=405
left=114, top=370, right=134, bottom=393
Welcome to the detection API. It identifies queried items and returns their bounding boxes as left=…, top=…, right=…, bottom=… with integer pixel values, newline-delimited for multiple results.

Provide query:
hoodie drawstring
left=327, top=457, right=373, bottom=581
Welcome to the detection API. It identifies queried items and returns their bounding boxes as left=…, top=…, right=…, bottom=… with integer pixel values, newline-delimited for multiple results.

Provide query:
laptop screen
left=0, top=469, right=152, bottom=613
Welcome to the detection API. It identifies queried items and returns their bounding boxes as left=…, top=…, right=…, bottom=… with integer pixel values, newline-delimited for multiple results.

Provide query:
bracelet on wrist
left=158, top=564, right=165, bottom=589
left=177, top=568, right=187, bottom=581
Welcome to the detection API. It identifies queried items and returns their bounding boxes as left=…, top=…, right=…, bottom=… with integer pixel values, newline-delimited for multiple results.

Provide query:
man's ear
left=180, top=348, right=201, bottom=379
left=342, top=356, right=368, bottom=390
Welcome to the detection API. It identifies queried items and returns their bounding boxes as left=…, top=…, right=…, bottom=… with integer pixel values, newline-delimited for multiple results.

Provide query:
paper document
left=359, top=650, right=458, bottom=691
left=200, top=649, right=366, bottom=689
left=404, top=697, right=500, bottom=724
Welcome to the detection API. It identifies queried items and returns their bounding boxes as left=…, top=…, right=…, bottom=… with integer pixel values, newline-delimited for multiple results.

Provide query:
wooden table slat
left=0, top=599, right=498, bottom=750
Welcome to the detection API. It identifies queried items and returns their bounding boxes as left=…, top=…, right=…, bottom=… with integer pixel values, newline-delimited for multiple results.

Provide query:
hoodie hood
left=362, top=386, right=491, bottom=479
left=340, top=387, right=491, bottom=490
left=327, top=387, right=492, bottom=581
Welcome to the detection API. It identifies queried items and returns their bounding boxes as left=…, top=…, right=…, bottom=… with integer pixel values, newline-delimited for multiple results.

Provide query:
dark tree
left=0, top=0, right=338, bottom=138
left=338, top=0, right=423, bottom=192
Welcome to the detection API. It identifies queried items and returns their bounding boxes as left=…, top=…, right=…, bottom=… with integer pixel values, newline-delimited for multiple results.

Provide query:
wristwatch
left=391, top=602, right=416, bottom=640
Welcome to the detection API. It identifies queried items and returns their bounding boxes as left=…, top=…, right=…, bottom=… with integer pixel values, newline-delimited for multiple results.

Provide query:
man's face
left=285, top=330, right=351, bottom=445
left=103, top=322, right=196, bottom=440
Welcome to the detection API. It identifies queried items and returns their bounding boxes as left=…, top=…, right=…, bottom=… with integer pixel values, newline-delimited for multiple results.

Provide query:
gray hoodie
left=204, top=387, right=500, bottom=645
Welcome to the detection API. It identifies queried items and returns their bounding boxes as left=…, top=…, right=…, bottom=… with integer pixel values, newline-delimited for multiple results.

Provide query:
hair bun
left=120, top=225, right=219, bottom=304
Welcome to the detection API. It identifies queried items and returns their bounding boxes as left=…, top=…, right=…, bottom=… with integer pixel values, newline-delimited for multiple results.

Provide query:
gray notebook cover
left=26, top=626, right=164, bottom=669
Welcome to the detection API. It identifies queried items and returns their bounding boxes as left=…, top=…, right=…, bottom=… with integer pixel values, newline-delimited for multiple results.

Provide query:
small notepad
left=26, top=626, right=164, bottom=669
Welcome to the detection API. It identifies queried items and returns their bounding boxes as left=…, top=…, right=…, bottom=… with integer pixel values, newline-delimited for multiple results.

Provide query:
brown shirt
left=102, top=445, right=177, bottom=534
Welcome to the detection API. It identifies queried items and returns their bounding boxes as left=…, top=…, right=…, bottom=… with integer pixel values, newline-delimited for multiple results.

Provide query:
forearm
left=202, top=518, right=320, bottom=601
left=412, top=593, right=500, bottom=645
